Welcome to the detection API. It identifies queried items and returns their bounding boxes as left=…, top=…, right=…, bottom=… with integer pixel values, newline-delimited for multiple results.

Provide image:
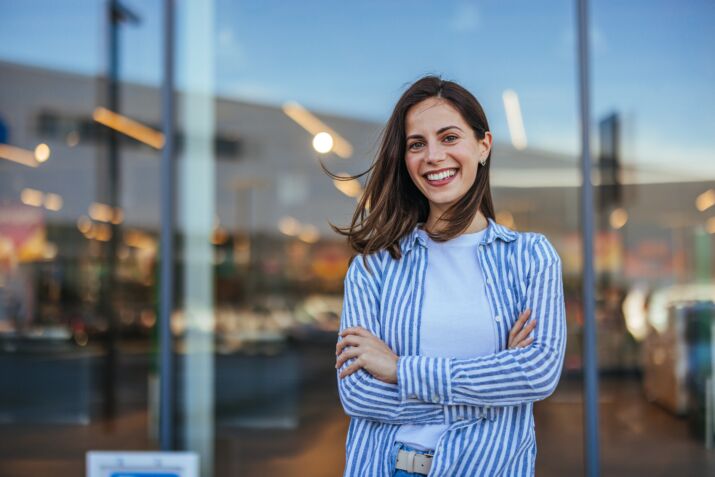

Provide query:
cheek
left=405, top=158, right=421, bottom=182
left=460, top=160, right=479, bottom=185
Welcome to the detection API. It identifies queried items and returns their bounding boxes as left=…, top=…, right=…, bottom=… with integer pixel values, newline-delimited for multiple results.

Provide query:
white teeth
left=426, top=169, right=457, bottom=181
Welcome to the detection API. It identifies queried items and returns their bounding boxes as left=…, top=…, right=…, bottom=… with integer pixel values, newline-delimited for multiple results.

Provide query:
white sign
left=86, top=451, right=199, bottom=477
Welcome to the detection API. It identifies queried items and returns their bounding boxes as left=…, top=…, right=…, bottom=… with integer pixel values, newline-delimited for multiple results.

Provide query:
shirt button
left=495, top=315, right=502, bottom=322
left=432, top=395, right=440, bottom=403
left=456, top=416, right=464, bottom=421
left=486, top=278, right=493, bottom=285
left=410, top=394, right=418, bottom=399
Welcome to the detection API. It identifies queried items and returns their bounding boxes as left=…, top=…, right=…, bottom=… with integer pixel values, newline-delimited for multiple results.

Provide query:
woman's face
left=404, top=97, right=492, bottom=217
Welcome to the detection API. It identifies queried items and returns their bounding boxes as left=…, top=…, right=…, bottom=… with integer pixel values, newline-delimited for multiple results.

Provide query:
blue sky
left=1, top=0, right=714, bottom=176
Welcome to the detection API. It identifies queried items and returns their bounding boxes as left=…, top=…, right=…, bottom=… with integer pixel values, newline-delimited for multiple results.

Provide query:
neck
left=424, top=210, right=488, bottom=235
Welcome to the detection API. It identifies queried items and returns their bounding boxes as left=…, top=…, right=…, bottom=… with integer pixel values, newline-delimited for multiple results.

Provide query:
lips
left=423, top=168, right=459, bottom=187
left=423, top=168, right=458, bottom=180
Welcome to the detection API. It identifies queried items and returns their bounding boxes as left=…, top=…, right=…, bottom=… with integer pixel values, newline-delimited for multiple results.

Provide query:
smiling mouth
left=423, top=168, right=458, bottom=181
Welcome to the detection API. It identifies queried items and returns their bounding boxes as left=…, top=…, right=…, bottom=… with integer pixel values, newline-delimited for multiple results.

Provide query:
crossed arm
left=335, top=236, right=567, bottom=423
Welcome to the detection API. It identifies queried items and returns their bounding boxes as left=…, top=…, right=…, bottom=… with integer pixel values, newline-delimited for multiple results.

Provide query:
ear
left=479, top=131, right=493, bottom=157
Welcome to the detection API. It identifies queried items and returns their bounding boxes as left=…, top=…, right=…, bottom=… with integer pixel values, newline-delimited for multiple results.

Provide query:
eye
left=408, top=141, right=425, bottom=151
left=443, top=134, right=459, bottom=143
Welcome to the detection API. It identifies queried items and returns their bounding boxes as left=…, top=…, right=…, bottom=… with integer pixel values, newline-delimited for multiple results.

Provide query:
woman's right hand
left=508, top=308, right=536, bottom=349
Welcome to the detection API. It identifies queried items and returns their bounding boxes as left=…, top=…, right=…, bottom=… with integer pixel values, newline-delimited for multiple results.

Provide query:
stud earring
left=479, top=156, right=487, bottom=166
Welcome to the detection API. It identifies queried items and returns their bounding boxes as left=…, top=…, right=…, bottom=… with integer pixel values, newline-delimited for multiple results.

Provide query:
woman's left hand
left=335, top=327, right=398, bottom=384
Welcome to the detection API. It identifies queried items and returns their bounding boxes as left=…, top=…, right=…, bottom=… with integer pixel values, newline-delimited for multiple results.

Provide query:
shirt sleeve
left=396, top=235, right=567, bottom=407
left=336, top=253, right=446, bottom=425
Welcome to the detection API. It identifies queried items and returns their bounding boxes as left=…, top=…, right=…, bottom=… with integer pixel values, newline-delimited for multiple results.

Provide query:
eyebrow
left=406, top=125, right=464, bottom=141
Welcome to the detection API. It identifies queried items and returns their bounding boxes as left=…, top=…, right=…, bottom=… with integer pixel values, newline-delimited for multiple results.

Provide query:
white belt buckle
left=396, top=448, right=433, bottom=475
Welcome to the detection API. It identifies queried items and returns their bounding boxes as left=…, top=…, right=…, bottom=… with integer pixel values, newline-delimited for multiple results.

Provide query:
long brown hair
left=327, top=75, right=495, bottom=262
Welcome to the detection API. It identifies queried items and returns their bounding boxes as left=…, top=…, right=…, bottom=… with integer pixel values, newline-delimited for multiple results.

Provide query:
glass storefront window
left=0, top=1, right=163, bottom=474
left=203, top=1, right=582, bottom=475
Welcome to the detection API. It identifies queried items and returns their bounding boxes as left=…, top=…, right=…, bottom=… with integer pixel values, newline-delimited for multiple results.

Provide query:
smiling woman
left=327, top=76, right=567, bottom=477
left=403, top=96, right=493, bottom=235
left=327, top=76, right=498, bottom=256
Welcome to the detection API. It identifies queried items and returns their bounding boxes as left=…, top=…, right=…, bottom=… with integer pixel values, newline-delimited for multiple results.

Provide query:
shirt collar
left=400, top=217, right=518, bottom=254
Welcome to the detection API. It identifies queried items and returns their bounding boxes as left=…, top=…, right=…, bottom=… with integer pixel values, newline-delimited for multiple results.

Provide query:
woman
left=331, top=76, right=566, bottom=476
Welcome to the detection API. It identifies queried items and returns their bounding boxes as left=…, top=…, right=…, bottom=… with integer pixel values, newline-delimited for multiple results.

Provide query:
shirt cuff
left=397, top=355, right=452, bottom=404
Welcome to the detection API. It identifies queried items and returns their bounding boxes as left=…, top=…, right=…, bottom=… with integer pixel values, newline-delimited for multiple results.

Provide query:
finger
left=512, top=319, right=537, bottom=345
left=336, top=335, right=364, bottom=354
left=508, top=317, right=534, bottom=348
left=517, top=308, right=531, bottom=322
left=510, top=335, right=534, bottom=350
left=517, top=336, right=535, bottom=348
left=335, top=348, right=360, bottom=368
left=339, top=361, right=362, bottom=379
left=508, top=309, right=531, bottom=339
left=516, top=309, right=531, bottom=327
left=340, top=327, right=370, bottom=338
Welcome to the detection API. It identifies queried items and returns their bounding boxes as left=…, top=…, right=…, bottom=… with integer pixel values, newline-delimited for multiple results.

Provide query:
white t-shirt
left=394, top=226, right=498, bottom=450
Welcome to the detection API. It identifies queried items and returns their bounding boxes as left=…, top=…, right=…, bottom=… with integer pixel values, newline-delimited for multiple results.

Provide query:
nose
left=427, top=143, right=446, bottom=162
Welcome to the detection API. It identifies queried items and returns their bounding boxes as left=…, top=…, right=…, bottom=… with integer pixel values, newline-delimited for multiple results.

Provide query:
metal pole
left=160, top=0, right=176, bottom=451
left=577, top=0, right=601, bottom=475
left=100, top=0, right=120, bottom=423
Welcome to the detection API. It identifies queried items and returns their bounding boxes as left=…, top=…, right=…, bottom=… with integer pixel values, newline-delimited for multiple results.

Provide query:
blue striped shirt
left=336, top=218, right=567, bottom=476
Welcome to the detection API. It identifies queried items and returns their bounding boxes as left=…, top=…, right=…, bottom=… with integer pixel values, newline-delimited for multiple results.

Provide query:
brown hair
left=327, top=75, right=495, bottom=263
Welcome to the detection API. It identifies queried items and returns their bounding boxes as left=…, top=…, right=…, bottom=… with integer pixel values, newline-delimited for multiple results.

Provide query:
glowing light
left=0, top=237, right=13, bottom=257
left=66, top=131, right=80, bottom=147
left=44, top=193, right=63, bottom=211
left=622, top=286, right=649, bottom=341
left=502, top=90, right=528, bottom=150
left=94, top=223, right=112, bottom=242
left=21, top=188, right=64, bottom=211
left=695, top=188, right=715, bottom=212
left=313, top=132, right=334, bottom=154
left=74, top=330, right=89, bottom=346
left=707, top=217, right=715, bottom=234
left=278, top=216, right=301, bottom=236
left=212, top=226, right=229, bottom=245
left=333, top=172, right=362, bottom=198
left=93, top=107, right=165, bottom=149
left=34, top=143, right=51, bottom=163
left=648, top=284, right=715, bottom=334
left=298, top=224, right=320, bottom=244
left=609, top=208, right=628, bottom=229
left=117, top=245, right=130, bottom=260
left=20, top=188, right=44, bottom=207
left=111, top=208, right=124, bottom=225
left=124, top=230, right=157, bottom=252
left=89, top=202, right=114, bottom=222
left=282, top=101, right=353, bottom=158
left=140, top=310, right=157, bottom=328
left=77, top=216, right=92, bottom=234
left=0, top=144, right=39, bottom=167
left=42, top=242, right=58, bottom=260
